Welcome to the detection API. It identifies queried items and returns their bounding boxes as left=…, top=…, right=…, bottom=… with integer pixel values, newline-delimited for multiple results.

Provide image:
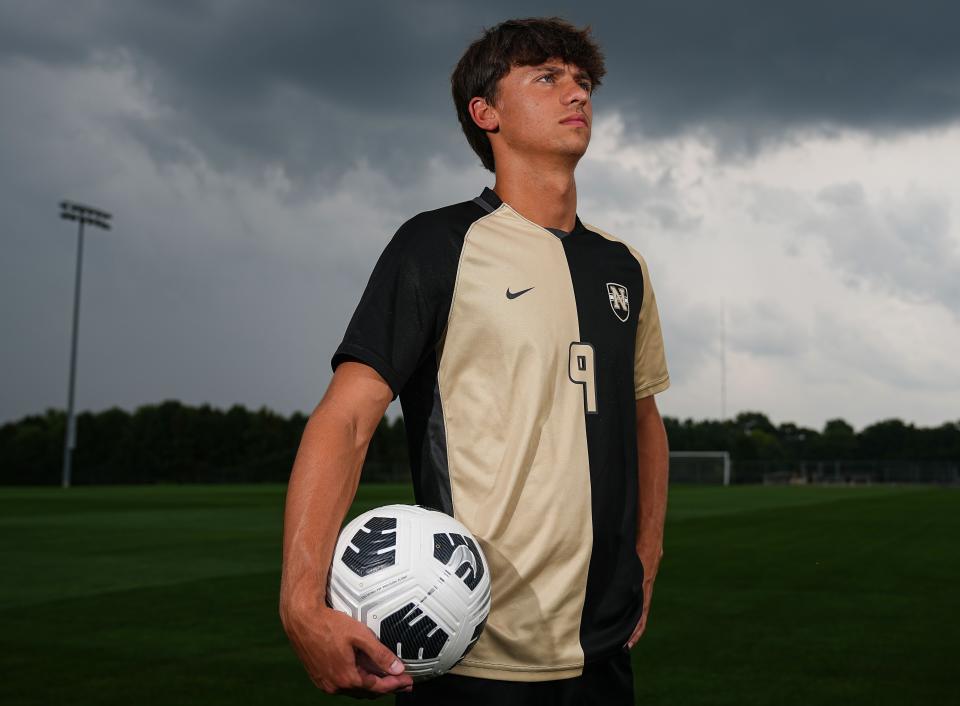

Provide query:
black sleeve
left=330, top=215, right=446, bottom=400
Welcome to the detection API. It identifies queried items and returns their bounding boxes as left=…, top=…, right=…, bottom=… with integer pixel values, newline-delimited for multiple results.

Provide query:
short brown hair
left=451, top=17, right=607, bottom=173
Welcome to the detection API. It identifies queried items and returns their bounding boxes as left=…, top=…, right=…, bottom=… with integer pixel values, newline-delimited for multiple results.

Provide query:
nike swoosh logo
left=506, top=286, right=535, bottom=299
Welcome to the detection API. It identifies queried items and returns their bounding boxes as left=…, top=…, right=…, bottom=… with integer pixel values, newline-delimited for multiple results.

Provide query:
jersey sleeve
left=633, top=253, right=670, bottom=399
left=330, top=217, right=444, bottom=400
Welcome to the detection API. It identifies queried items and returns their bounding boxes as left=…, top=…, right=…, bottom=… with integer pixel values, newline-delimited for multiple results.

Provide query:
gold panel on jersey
left=439, top=204, right=593, bottom=681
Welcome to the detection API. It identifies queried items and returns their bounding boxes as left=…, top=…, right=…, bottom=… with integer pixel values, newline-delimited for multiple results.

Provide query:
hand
left=281, top=603, right=414, bottom=699
left=624, top=549, right=661, bottom=650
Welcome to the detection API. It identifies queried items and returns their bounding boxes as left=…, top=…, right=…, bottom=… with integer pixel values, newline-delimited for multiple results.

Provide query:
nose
left=563, top=76, right=589, bottom=106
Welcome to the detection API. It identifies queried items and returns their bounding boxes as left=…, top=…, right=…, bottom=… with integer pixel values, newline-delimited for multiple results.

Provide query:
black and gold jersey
left=331, top=186, right=670, bottom=682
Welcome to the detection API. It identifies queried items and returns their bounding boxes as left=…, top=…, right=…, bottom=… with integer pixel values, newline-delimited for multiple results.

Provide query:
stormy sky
left=2, top=0, right=959, bottom=430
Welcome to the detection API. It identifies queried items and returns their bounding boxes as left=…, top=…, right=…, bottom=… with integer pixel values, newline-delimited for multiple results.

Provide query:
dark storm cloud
left=0, top=1, right=485, bottom=188
left=599, top=0, right=960, bottom=151
left=1, top=0, right=958, bottom=182
left=3, top=0, right=960, bottom=429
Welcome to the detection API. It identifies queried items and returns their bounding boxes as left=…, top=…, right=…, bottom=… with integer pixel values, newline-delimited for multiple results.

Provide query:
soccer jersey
left=331, top=186, right=670, bottom=682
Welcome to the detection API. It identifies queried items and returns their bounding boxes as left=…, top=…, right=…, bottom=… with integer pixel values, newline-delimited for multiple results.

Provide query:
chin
left=565, top=141, right=590, bottom=158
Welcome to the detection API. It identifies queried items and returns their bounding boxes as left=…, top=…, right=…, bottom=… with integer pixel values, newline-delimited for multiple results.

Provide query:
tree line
left=1, top=401, right=957, bottom=485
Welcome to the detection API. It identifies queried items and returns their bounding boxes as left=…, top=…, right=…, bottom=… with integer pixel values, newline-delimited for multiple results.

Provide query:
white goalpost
left=668, top=451, right=732, bottom=485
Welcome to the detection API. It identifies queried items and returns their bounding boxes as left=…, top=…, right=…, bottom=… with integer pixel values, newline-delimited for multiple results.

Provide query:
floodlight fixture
left=58, top=200, right=113, bottom=488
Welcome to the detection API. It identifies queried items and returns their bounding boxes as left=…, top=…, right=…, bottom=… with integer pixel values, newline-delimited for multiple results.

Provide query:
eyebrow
left=528, top=64, right=592, bottom=82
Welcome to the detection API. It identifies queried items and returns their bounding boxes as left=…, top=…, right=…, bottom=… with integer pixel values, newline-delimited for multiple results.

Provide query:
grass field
left=1, top=483, right=956, bottom=705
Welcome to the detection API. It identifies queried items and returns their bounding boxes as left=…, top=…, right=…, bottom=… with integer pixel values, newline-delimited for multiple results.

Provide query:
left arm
left=626, top=393, right=669, bottom=649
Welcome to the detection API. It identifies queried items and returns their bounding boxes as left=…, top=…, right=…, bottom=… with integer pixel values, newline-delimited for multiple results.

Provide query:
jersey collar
left=477, top=186, right=588, bottom=236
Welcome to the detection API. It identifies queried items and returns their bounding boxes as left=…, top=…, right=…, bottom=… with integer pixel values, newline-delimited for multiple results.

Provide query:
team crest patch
left=606, top=282, right=629, bottom=322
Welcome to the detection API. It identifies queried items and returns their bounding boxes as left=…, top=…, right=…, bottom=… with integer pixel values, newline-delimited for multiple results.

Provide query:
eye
left=538, top=73, right=592, bottom=93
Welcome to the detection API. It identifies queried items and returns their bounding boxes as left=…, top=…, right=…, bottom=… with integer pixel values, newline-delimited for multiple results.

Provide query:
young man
left=279, top=16, right=670, bottom=705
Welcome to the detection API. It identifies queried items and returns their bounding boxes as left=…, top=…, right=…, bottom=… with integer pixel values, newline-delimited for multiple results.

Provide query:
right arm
left=279, top=360, right=414, bottom=697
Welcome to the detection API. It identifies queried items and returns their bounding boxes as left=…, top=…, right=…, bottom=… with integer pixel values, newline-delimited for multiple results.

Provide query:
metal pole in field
left=62, top=216, right=84, bottom=488
left=59, top=201, right=112, bottom=488
left=720, top=299, right=727, bottom=421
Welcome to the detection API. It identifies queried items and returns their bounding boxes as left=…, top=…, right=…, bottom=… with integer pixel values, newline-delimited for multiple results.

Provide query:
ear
left=469, top=96, right=499, bottom=132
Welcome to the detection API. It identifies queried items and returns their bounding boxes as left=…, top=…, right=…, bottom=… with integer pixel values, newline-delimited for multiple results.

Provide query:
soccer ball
left=327, top=504, right=492, bottom=681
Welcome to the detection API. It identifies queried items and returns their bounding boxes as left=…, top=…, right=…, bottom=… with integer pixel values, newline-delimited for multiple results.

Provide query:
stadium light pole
left=59, top=200, right=112, bottom=488
left=720, top=298, right=726, bottom=421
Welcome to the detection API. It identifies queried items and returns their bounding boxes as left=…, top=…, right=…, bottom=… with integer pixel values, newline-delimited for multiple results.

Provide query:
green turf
left=0, top=483, right=955, bottom=704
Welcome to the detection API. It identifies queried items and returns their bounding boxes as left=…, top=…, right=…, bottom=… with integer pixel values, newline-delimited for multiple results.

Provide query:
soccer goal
left=668, top=451, right=732, bottom=485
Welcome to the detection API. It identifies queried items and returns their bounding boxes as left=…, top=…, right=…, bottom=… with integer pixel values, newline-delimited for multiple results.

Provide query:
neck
left=492, top=161, right=578, bottom=232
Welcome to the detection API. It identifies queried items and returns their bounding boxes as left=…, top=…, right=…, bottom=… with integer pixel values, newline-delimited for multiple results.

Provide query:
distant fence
left=668, top=451, right=731, bottom=485
left=727, top=459, right=960, bottom=486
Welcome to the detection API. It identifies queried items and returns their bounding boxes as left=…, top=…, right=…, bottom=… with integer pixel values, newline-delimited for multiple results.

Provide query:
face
left=474, top=57, right=593, bottom=166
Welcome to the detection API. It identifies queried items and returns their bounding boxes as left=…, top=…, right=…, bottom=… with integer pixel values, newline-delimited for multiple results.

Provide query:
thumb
left=356, top=629, right=405, bottom=676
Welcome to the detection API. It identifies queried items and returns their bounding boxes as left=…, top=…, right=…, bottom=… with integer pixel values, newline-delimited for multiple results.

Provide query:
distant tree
left=0, top=409, right=63, bottom=484
left=818, top=418, right=858, bottom=460
left=777, top=422, right=820, bottom=461
left=859, top=418, right=913, bottom=460
left=735, top=412, right=777, bottom=436
left=919, top=421, right=960, bottom=461
left=1, top=403, right=957, bottom=485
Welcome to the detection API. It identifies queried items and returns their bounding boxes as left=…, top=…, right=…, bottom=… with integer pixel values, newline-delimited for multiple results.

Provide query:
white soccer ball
left=327, top=504, right=492, bottom=681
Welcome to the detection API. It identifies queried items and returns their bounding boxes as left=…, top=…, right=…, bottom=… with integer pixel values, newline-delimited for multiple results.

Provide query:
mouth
left=560, top=114, right=588, bottom=127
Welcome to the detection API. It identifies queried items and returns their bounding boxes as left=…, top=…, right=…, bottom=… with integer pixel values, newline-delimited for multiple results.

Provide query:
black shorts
left=394, top=649, right=635, bottom=706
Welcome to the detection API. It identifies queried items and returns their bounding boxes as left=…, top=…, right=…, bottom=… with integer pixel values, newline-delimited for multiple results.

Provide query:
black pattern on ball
left=459, top=614, right=487, bottom=660
left=433, top=533, right=485, bottom=590
left=341, top=516, right=397, bottom=577
left=380, top=602, right=449, bottom=660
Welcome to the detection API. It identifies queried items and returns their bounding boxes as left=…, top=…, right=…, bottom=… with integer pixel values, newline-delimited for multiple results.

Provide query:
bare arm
left=626, top=393, right=669, bottom=649
left=279, top=361, right=414, bottom=697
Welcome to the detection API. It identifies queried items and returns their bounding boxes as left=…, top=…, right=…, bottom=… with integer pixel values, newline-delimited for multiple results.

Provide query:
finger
left=629, top=617, right=648, bottom=647
left=353, top=628, right=406, bottom=677
left=625, top=620, right=643, bottom=649
left=356, top=648, right=388, bottom=676
left=356, top=661, right=414, bottom=693
left=354, top=672, right=413, bottom=696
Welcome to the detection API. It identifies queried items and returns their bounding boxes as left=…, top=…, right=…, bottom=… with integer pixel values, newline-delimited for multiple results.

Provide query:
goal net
left=669, top=451, right=731, bottom=485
